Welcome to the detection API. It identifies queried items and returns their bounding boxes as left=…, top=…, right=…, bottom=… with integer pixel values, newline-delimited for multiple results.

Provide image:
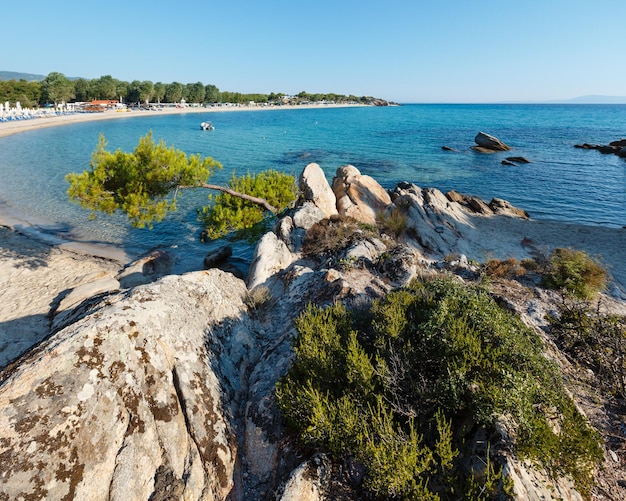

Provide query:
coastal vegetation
left=276, top=277, right=603, bottom=499
left=542, top=247, right=608, bottom=300
left=66, top=133, right=296, bottom=235
left=549, top=298, right=626, bottom=399
left=0, top=71, right=380, bottom=107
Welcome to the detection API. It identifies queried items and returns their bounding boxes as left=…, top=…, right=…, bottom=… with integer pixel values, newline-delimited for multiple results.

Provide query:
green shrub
left=277, top=278, right=602, bottom=499
left=542, top=248, right=608, bottom=299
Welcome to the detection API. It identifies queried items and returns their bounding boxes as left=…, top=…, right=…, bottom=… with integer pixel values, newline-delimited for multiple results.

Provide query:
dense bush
left=277, top=278, right=602, bottom=499
left=542, top=248, right=608, bottom=299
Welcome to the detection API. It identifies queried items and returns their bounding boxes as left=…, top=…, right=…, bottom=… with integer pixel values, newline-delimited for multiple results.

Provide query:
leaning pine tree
left=66, top=132, right=296, bottom=236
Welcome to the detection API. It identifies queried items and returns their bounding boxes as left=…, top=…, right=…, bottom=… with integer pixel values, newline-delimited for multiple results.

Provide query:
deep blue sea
left=0, top=104, right=624, bottom=266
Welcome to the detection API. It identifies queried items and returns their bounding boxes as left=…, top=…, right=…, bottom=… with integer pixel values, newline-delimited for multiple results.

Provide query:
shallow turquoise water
left=0, top=104, right=624, bottom=262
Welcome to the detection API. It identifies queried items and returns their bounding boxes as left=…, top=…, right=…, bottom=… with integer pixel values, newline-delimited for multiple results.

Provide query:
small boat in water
left=200, top=121, right=214, bottom=131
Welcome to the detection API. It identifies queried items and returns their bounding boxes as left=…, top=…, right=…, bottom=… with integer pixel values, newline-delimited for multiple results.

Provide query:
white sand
left=0, top=103, right=365, bottom=138
left=462, top=214, right=625, bottom=293
left=0, top=225, right=123, bottom=368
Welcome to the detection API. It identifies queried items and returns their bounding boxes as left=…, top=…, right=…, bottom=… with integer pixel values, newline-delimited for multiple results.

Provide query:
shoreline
left=0, top=102, right=369, bottom=263
left=0, top=102, right=367, bottom=139
left=0, top=101, right=624, bottom=298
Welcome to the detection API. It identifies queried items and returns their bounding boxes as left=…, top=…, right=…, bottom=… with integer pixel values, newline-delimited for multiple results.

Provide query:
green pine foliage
left=67, top=132, right=221, bottom=228
left=277, top=278, right=603, bottom=499
left=67, top=133, right=297, bottom=237
left=198, top=170, right=296, bottom=240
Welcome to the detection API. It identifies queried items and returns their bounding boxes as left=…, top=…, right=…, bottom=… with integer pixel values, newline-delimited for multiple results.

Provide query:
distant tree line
left=0, top=72, right=379, bottom=108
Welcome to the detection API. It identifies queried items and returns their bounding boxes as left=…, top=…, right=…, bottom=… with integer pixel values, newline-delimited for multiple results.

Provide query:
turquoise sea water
left=0, top=104, right=624, bottom=265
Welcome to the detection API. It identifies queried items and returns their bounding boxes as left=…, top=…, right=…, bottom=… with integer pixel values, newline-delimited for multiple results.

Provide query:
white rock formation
left=0, top=270, right=247, bottom=501
left=247, top=231, right=294, bottom=289
left=332, top=165, right=391, bottom=225
left=299, top=163, right=338, bottom=218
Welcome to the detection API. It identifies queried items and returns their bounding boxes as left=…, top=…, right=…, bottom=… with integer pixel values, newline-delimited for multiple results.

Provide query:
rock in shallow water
left=472, top=131, right=511, bottom=152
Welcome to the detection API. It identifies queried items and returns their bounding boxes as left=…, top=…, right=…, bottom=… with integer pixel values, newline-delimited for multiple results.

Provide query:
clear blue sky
left=4, top=0, right=625, bottom=103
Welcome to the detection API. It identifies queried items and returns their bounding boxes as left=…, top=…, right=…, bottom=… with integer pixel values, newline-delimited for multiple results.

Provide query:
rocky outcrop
left=575, top=139, right=626, bottom=158
left=472, top=131, right=511, bottom=152
left=2, top=164, right=621, bottom=500
left=247, top=231, right=293, bottom=289
left=299, top=163, right=338, bottom=218
left=117, top=249, right=176, bottom=289
left=391, top=183, right=474, bottom=258
left=0, top=270, right=248, bottom=501
left=332, top=165, right=392, bottom=225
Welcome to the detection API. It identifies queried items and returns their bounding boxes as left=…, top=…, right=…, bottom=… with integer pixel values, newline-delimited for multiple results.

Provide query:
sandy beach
left=0, top=103, right=365, bottom=139
left=1, top=104, right=624, bottom=370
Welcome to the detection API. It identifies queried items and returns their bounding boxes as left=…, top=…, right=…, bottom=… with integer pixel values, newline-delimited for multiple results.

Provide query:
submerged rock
left=575, top=139, right=626, bottom=159
left=203, top=244, right=233, bottom=269
left=506, top=156, right=531, bottom=164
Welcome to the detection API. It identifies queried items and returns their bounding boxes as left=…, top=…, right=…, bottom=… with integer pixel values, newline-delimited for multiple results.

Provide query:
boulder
left=331, top=165, right=391, bottom=225
left=489, top=198, right=530, bottom=219
left=292, top=201, right=326, bottom=230
left=466, top=196, right=493, bottom=215
left=376, top=244, right=425, bottom=287
left=117, top=249, right=176, bottom=288
left=472, top=131, right=511, bottom=152
left=298, top=163, right=338, bottom=218
left=278, top=455, right=331, bottom=501
left=344, top=237, right=388, bottom=264
left=204, top=244, right=233, bottom=269
left=247, top=231, right=294, bottom=289
left=0, top=270, right=247, bottom=501
left=445, top=190, right=465, bottom=203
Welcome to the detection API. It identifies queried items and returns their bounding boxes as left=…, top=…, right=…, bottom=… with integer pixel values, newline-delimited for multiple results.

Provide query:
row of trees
left=0, top=72, right=378, bottom=108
